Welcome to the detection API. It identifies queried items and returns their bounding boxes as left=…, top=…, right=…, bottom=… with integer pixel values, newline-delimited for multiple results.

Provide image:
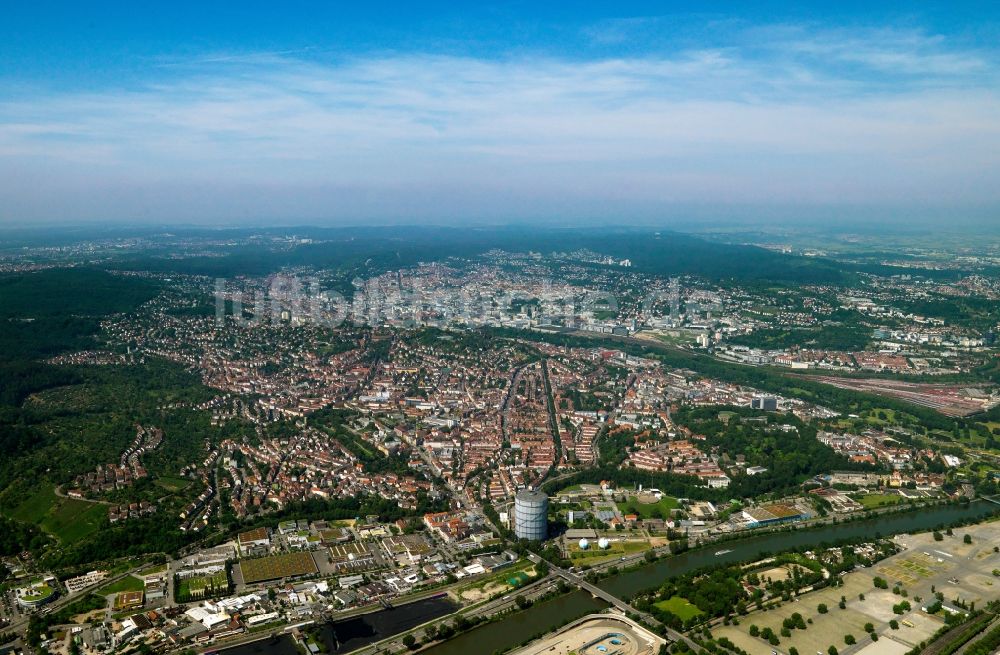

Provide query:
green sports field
left=654, top=596, right=703, bottom=621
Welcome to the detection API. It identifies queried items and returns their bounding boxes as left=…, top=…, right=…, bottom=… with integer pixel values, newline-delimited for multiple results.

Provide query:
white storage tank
left=598, top=538, right=610, bottom=550
left=578, top=538, right=590, bottom=550
left=514, top=488, right=548, bottom=541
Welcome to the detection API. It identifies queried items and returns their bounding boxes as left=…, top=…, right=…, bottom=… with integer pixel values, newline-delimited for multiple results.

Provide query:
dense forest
left=0, top=269, right=180, bottom=556
left=0, top=355, right=224, bottom=499
left=727, top=321, right=871, bottom=351
left=893, top=294, right=1000, bottom=331
left=0, top=515, right=48, bottom=555
left=0, top=268, right=159, bottom=405
left=0, top=268, right=159, bottom=318
left=0, top=268, right=164, bottom=482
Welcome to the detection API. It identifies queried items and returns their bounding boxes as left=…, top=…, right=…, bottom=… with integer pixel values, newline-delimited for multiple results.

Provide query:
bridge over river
left=528, top=553, right=701, bottom=652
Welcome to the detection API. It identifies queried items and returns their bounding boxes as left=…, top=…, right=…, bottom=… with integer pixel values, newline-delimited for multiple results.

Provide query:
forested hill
left=0, top=267, right=160, bottom=405
left=0, top=267, right=158, bottom=318
left=115, top=226, right=852, bottom=285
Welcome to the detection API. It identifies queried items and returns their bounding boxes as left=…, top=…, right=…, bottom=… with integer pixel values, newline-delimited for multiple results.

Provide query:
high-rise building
left=668, top=277, right=681, bottom=322
left=514, top=489, right=548, bottom=541
left=751, top=396, right=778, bottom=411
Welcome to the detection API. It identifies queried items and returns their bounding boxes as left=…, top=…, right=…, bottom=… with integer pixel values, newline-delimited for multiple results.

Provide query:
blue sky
left=1, top=2, right=998, bottom=226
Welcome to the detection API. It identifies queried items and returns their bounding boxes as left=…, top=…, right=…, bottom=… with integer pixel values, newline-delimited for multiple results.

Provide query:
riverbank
left=421, top=501, right=1000, bottom=655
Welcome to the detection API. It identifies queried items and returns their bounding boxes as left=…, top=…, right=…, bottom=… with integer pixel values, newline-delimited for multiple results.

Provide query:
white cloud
left=0, top=23, right=998, bottom=223
left=770, top=26, right=989, bottom=76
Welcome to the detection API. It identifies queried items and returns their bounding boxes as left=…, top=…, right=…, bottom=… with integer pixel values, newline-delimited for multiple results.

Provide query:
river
left=423, top=501, right=999, bottom=655
left=219, top=595, right=456, bottom=655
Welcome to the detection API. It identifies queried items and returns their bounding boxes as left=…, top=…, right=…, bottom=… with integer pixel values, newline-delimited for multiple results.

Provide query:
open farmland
left=239, top=551, right=318, bottom=584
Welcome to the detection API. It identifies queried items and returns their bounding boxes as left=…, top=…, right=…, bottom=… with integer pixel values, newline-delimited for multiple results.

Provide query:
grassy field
left=42, top=498, right=107, bottom=542
left=864, top=408, right=900, bottom=426
left=154, top=476, right=191, bottom=492
left=96, top=575, right=144, bottom=596
left=856, top=493, right=903, bottom=509
left=455, top=560, right=540, bottom=602
left=457, top=559, right=536, bottom=594
left=5, top=484, right=106, bottom=543
left=654, top=596, right=703, bottom=621
left=617, top=495, right=679, bottom=519
left=6, top=484, right=59, bottom=523
left=569, top=539, right=650, bottom=562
